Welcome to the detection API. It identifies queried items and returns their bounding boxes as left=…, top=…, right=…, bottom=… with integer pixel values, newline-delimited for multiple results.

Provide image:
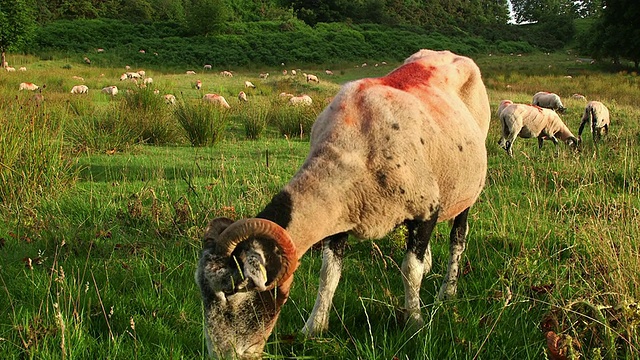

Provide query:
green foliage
left=123, top=88, right=181, bottom=145
left=269, top=102, right=317, bottom=139
left=65, top=104, right=141, bottom=153
left=587, top=0, right=640, bottom=68
left=0, top=0, right=36, bottom=55
left=174, top=100, right=229, bottom=146
left=185, top=0, right=229, bottom=36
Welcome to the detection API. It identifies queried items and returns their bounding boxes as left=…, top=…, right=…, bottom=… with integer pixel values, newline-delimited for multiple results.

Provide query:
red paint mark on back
left=378, top=62, right=434, bottom=91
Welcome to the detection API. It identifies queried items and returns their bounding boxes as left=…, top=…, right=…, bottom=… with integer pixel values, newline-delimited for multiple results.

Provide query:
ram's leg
left=302, top=232, right=348, bottom=336
left=402, top=213, right=437, bottom=329
left=438, top=207, right=469, bottom=300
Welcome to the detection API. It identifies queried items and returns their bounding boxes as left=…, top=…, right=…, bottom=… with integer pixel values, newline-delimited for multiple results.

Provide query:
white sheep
left=497, top=99, right=513, bottom=117
left=6, top=66, right=15, bottom=72
left=137, top=70, right=146, bottom=77
left=19, top=82, right=39, bottom=91
left=279, top=92, right=294, bottom=98
left=259, top=72, right=269, bottom=79
left=18, top=66, right=26, bottom=71
left=196, top=49, right=491, bottom=359
left=195, top=80, right=202, bottom=90
left=305, top=73, right=319, bottom=83
left=70, top=85, right=89, bottom=94
left=83, top=57, right=91, bottom=65
left=101, top=86, right=118, bottom=96
left=186, top=70, right=197, bottom=75
left=571, top=93, right=587, bottom=101
left=291, top=69, right=297, bottom=76
left=204, top=64, right=212, bottom=70
left=244, top=81, right=256, bottom=88
left=238, top=91, right=247, bottom=102
left=203, top=93, right=230, bottom=108
left=532, top=91, right=566, bottom=113
left=164, top=94, right=176, bottom=104
left=72, top=75, right=85, bottom=81
left=578, top=100, right=610, bottom=143
left=288, top=94, right=312, bottom=106
left=325, top=69, right=333, bottom=75
left=498, top=102, right=577, bottom=157
left=220, top=70, right=232, bottom=77
left=143, top=77, right=153, bottom=85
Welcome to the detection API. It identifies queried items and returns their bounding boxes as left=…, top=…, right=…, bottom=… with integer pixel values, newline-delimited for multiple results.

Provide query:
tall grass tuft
left=269, top=102, right=318, bottom=139
left=240, top=102, right=270, bottom=140
left=0, top=98, right=74, bottom=209
left=123, top=87, right=181, bottom=145
left=174, top=100, right=229, bottom=146
left=65, top=103, right=141, bottom=153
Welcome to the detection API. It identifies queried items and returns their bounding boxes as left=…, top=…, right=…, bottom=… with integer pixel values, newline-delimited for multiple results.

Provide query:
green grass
left=0, top=51, right=639, bottom=359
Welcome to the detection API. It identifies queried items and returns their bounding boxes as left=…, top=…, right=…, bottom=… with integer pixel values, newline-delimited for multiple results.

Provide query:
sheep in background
left=288, top=94, right=312, bottom=106
left=19, top=82, right=39, bottom=91
left=83, top=57, right=91, bottom=65
left=259, top=72, right=269, bottom=79
left=143, top=77, right=153, bottom=85
left=101, top=86, right=118, bottom=96
left=578, top=100, right=610, bottom=144
left=305, top=73, right=319, bottom=83
left=195, top=80, right=202, bottom=90
left=196, top=49, right=491, bottom=359
left=291, top=69, right=297, bottom=76
left=137, top=70, right=146, bottom=77
left=186, top=70, right=197, bottom=75
left=72, top=75, right=85, bottom=81
left=498, top=102, right=577, bottom=157
left=279, top=92, right=294, bottom=99
left=18, top=67, right=26, bottom=71
left=220, top=70, right=233, bottom=77
left=6, top=66, right=15, bottom=72
left=497, top=99, right=513, bottom=117
left=164, top=94, right=176, bottom=104
left=572, top=93, right=587, bottom=101
left=70, top=85, right=89, bottom=94
left=532, top=91, right=566, bottom=113
left=203, top=93, right=231, bottom=109
left=204, top=64, right=212, bottom=70
left=238, top=91, right=248, bottom=102
left=325, top=69, right=334, bottom=75
left=244, top=81, right=256, bottom=88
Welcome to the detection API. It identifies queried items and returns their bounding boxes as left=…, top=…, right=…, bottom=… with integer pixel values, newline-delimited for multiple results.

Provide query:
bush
left=174, top=100, right=229, bottom=146
left=65, top=104, right=141, bottom=153
left=269, top=102, right=318, bottom=139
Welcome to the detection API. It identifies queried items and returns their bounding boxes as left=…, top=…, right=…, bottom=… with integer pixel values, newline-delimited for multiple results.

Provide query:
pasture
left=0, top=51, right=639, bottom=359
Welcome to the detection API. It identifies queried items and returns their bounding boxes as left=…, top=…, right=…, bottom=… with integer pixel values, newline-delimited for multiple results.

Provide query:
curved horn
left=217, top=218, right=297, bottom=290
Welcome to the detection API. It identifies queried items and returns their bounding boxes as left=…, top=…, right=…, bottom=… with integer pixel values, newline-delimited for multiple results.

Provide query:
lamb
left=288, top=94, right=313, bottom=106
left=196, top=49, right=491, bottom=359
left=498, top=102, right=578, bottom=157
left=532, top=91, right=566, bottom=113
left=578, top=100, right=610, bottom=143
left=305, top=73, right=319, bottom=83
left=101, top=86, right=118, bottom=96
left=238, top=91, right=248, bottom=102
left=203, top=94, right=231, bottom=109
left=244, top=81, right=256, bottom=88
left=70, top=85, right=89, bottom=94
left=19, top=82, right=39, bottom=91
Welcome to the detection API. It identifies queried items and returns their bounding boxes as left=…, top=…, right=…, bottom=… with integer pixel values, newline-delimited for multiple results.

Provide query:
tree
left=0, top=0, right=36, bottom=67
left=590, top=0, right=640, bottom=68
left=510, top=0, right=576, bottom=24
left=185, top=0, right=229, bottom=35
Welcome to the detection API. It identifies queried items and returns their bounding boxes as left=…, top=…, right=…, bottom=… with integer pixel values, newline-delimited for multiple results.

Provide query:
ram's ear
left=203, top=217, right=235, bottom=250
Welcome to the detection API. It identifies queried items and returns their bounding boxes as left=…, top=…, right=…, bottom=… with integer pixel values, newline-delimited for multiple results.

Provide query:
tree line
left=1, top=0, right=639, bottom=68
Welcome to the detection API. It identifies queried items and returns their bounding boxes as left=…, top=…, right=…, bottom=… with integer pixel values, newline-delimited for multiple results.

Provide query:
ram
left=578, top=100, right=610, bottom=143
left=196, top=49, right=491, bottom=359
left=498, top=102, right=577, bottom=157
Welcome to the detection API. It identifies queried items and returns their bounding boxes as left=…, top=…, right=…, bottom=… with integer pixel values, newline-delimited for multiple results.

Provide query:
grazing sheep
left=532, top=91, right=566, bottom=113
left=497, top=99, right=513, bottom=117
left=291, top=69, right=297, bottom=76
left=204, top=64, right=212, bottom=70
left=187, top=70, right=197, bottom=75
left=96, top=48, right=105, bottom=53
left=18, top=66, right=26, bottom=71
left=19, top=82, right=39, bottom=91
left=305, top=73, right=319, bottom=83
left=578, top=100, right=610, bottom=143
left=101, top=86, right=118, bottom=96
left=203, top=94, right=231, bottom=109
left=70, top=85, right=89, bottom=94
left=5, top=66, right=15, bottom=72
left=164, top=94, right=176, bottom=104
left=143, top=77, right=153, bottom=85
left=572, top=93, right=587, bottom=101
left=279, top=92, right=294, bottom=98
left=195, top=80, right=202, bottom=90
left=196, top=49, right=491, bottom=359
left=238, top=91, right=248, bottom=102
left=137, top=70, right=146, bottom=78
left=125, top=65, right=131, bottom=71
left=72, top=75, right=85, bottom=81
left=244, top=81, right=256, bottom=88
left=83, top=57, right=91, bottom=65
left=325, top=69, right=334, bottom=75
left=220, top=70, right=233, bottom=77
left=259, top=72, right=269, bottom=79
left=288, top=94, right=313, bottom=106
left=139, top=49, right=146, bottom=54
left=498, top=102, right=577, bottom=157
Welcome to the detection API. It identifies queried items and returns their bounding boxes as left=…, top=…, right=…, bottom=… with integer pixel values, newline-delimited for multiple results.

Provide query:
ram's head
left=195, top=217, right=297, bottom=359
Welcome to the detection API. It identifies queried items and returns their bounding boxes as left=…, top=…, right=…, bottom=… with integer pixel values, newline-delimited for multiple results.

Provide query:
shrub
left=269, top=102, right=317, bottom=139
left=174, top=100, right=229, bottom=146
left=65, top=104, right=141, bottom=153
left=122, top=87, right=181, bottom=144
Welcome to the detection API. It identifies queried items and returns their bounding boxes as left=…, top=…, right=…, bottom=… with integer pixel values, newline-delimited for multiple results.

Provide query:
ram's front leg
left=438, top=208, right=469, bottom=300
left=302, top=233, right=348, bottom=336
left=402, top=213, right=437, bottom=330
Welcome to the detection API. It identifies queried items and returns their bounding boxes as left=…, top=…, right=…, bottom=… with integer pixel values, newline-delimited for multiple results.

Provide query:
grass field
left=0, top=51, right=639, bottom=359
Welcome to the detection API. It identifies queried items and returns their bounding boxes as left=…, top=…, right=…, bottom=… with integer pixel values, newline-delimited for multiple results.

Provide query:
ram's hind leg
left=402, top=213, right=437, bottom=330
left=438, top=207, right=470, bottom=300
left=302, top=232, right=348, bottom=336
